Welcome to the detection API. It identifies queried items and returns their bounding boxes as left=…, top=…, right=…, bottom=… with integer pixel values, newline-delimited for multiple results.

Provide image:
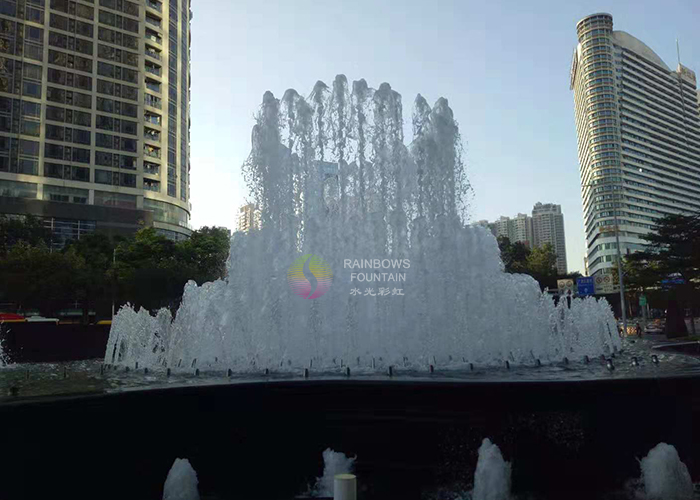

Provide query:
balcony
left=146, top=0, right=162, bottom=12
left=145, top=48, right=162, bottom=60
left=144, top=94, right=162, bottom=109
left=144, top=112, right=161, bottom=126
left=144, top=127, right=161, bottom=142
left=143, top=180, right=160, bottom=192
left=145, top=63, right=162, bottom=77
left=145, top=15, right=162, bottom=29
left=145, top=79, right=161, bottom=93
left=144, top=145, right=161, bottom=159
left=145, top=29, right=162, bottom=45
left=143, top=162, right=160, bottom=175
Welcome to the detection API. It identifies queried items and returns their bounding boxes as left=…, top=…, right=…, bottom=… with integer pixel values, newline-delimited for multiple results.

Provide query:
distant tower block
left=237, top=203, right=261, bottom=232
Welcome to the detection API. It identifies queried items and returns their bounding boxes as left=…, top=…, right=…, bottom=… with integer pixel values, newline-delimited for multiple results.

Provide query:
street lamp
left=582, top=181, right=627, bottom=337
left=111, top=247, right=118, bottom=318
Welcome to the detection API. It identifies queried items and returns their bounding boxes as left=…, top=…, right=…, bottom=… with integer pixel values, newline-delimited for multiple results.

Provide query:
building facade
left=0, top=0, right=192, bottom=245
left=531, top=202, right=567, bottom=274
left=571, top=13, right=700, bottom=276
left=477, top=202, right=567, bottom=274
left=237, top=203, right=260, bottom=233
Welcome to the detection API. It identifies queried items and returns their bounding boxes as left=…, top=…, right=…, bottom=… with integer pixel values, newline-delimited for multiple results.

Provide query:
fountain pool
left=0, top=77, right=697, bottom=500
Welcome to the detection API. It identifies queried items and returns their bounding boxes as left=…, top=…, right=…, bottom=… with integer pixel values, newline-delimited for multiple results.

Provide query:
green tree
left=176, top=226, right=231, bottom=284
left=64, top=233, right=115, bottom=322
left=526, top=243, right=557, bottom=277
left=114, top=226, right=231, bottom=313
left=625, top=212, right=700, bottom=336
left=497, top=236, right=531, bottom=273
left=0, top=219, right=232, bottom=318
left=0, top=241, right=82, bottom=316
left=0, top=214, right=51, bottom=255
left=497, top=237, right=567, bottom=291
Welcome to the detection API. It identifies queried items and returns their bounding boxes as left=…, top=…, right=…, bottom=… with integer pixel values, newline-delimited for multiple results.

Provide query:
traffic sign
left=639, top=295, right=647, bottom=306
left=594, top=274, right=614, bottom=294
left=557, top=279, right=574, bottom=295
left=577, top=277, right=595, bottom=296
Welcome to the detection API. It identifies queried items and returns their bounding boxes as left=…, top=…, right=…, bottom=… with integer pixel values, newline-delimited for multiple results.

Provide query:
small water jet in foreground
left=162, top=458, right=200, bottom=500
left=308, top=448, right=356, bottom=498
left=106, top=76, right=620, bottom=372
left=639, top=443, right=692, bottom=500
left=472, top=438, right=511, bottom=500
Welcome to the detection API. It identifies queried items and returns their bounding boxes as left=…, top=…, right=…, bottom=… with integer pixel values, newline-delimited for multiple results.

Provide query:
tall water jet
left=106, top=76, right=621, bottom=371
left=640, top=443, right=693, bottom=500
left=162, top=458, right=200, bottom=500
left=309, top=448, right=356, bottom=498
left=472, top=438, right=511, bottom=500
left=0, top=323, right=12, bottom=366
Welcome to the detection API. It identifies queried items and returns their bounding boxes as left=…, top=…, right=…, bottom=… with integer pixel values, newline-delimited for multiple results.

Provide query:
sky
left=188, top=0, right=700, bottom=273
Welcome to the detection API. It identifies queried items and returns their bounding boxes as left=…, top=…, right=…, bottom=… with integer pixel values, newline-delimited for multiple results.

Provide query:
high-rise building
left=570, top=13, right=700, bottom=276
left=479, top=214, right=532, bottom=245
left=237, top=203, right=260, bottom=233
left=510, top=212, right=533, bottom=246
left=531, top=202, right=567, bottom=274
left=0, top=0, right=192, bottom=245
left=477, top=203, right=567, bottom=274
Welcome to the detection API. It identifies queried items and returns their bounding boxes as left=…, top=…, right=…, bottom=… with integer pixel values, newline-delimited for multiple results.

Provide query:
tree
left=526, top=243, right=558, bottom=278
left=64, top=233, right=115, bottom=321
left=0, top=214, right=50, bottom=255
left=0, top=241, right=82, bottom=316
left=114, top=227, right=231, bottom=313
left=0, top=220, right=232, bottom=318
left=497, top=236, right=530, bottom=273
left=176, top=226, right=231, bottom=284
left=625, top=212, right=700, bottom=337
left=497, top=237, right=566, bottom=290
left=114, top=228, right=180, bottom=312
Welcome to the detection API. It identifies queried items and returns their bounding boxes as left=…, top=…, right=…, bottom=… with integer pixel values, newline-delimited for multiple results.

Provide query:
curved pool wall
left=0, top=375, right=697, bottom=500
left=106, top=76, right=621, bottom=372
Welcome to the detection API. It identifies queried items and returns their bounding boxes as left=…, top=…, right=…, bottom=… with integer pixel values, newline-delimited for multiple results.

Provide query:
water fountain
left=163, top=458, right=200, bottom=500
left=307, top=448, right=356, bottom=498
left=472, top=439, right=511, bottom=500
left=639, top=443, right=693, bottom=500
left=0, top=77, right=697, bottom=500
left=105, top=75, right=620, bottom=372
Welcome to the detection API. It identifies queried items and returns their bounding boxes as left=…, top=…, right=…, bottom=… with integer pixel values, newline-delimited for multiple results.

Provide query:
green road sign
left=639, top=295, right=647, bottom=306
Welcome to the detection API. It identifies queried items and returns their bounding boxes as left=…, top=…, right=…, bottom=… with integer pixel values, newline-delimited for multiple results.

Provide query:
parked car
left=25, top=316, right=60, bottom=325
left=0, top=313, right=26, bottom=323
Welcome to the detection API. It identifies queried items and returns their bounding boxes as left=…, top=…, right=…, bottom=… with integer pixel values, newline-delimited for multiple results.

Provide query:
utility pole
left=612, top=210, right=628, bottom=336
left=111, top=247, right=117, bottom=318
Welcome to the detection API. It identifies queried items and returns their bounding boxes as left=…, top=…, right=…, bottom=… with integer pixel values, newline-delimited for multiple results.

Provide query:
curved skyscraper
left=0, top=0, right=191, bottom=246
left=570, top=13, right=700, bottom=276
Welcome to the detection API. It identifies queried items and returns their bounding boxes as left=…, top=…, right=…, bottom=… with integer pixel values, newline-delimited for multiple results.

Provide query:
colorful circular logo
left=287, top=254, right=333, bottom=299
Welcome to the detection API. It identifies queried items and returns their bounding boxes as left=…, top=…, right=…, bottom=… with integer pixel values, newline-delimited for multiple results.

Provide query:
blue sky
left=188, top=0, right=700, bottom=273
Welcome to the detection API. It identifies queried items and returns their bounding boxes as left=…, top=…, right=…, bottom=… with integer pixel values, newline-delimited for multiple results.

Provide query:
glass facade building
left=0, top=0, right=191, bottom=243
left=571, top=13, right=700, bottom=276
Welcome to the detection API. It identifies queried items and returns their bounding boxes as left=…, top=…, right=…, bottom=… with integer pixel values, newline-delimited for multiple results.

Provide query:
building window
left=143, top=198, right=189, bottom=226
left=43, top=184, right=88, bottom=204
left=94, top=190, right=136, bottom=208
left=44, top=162, right=90, bottom=182
left=143, top=178, right=160, bottom=192
left=0, top=179, right=37, bottom=198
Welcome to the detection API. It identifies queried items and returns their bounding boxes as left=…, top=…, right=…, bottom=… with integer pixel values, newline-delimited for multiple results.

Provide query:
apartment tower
left=0, top=0, right=192, bottom=246
left=570, top=13, right=700, bottom=276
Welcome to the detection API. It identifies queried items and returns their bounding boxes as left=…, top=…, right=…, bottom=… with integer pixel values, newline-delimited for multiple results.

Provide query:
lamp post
left=111, top=247, right=117, bottom=318
left=583, top=181, right=627, bottom=337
